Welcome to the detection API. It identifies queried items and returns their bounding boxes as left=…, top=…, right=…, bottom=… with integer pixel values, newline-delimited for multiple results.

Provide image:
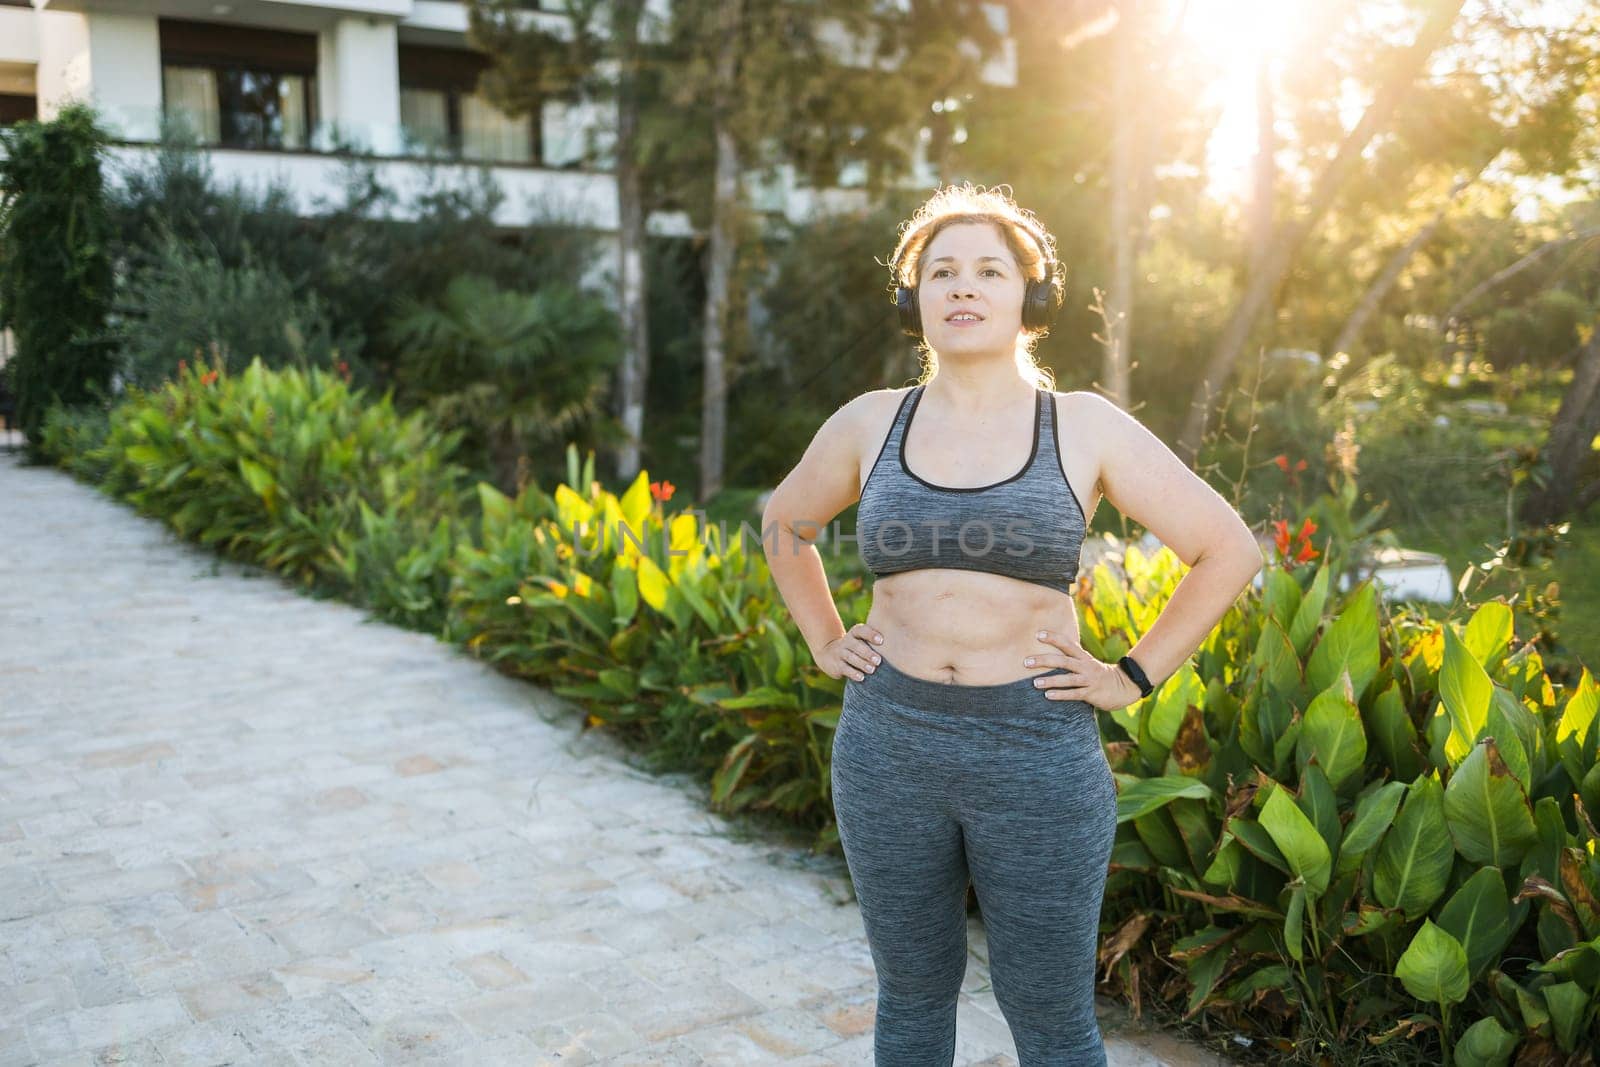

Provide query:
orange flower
left=1273, top=454, right=1289, bottom=472
left=649, top=479, right=676, bottom=502
left=1273, top=516, right=1320, bottom=565
left=200, top=369, right=219, bottom=386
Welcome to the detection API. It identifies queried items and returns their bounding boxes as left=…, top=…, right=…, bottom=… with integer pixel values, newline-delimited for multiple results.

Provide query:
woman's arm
left=761, top=394, right=883, bottom=668
left=1079, top=392, right=1265, bottom=688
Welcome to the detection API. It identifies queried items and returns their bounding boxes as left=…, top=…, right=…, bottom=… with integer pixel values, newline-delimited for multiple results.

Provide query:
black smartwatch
left=1117, top=655, right=1154, bottom=698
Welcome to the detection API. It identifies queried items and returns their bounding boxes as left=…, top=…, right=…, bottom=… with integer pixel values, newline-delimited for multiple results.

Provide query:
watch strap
left=1117, top=655, right=1154, bottom=698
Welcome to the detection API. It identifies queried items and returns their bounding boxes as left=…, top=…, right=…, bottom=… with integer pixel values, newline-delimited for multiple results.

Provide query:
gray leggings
left=831, top=652, right=1118, bottom=1066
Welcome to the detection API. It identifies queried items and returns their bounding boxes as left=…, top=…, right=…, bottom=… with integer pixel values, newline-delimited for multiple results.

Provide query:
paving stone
left=24, top=996, right=190, bottom=1059
left=0, top=454, right=1228, bottom=1067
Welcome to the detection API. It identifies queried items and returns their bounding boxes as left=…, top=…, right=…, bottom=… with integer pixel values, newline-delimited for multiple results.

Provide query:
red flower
left=649, top=479, right=676, bottom=502
left=200, top=369, right=219, bottom=386
left=1273, top=454, right=1289, bottom=472
left=1273, top=515, right=1320, bottom=565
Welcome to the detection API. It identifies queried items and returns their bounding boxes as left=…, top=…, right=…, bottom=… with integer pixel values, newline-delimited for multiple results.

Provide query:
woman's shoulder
left=839, top=385, right=917, bottom=427
left=1049, top=388, right=1135, bottom=428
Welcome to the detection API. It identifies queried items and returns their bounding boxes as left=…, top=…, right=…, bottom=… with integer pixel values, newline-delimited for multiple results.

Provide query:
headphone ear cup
left=1022, top=273, right=1063, bottom=332
left=896, top=286, right=923, bottom=338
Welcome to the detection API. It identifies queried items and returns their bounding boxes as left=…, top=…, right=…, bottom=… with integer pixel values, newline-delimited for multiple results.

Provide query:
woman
left=760, top=183, right=1264, bottom=1065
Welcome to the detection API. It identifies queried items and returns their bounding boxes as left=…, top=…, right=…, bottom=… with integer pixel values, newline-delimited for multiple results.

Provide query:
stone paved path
left=0, top=452, right=1230, bottom=1066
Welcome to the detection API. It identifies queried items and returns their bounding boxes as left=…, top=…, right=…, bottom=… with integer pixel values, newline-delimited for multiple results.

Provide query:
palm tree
left=384, top=274, right=621, bottom=492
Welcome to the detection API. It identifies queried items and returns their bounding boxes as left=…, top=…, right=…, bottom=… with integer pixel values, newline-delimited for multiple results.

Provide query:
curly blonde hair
left=888, top=182, right=1063, bottom=390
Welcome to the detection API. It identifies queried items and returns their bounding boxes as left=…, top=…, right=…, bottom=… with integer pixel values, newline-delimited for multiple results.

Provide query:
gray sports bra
left=855, top=384, right=1087, bottom=594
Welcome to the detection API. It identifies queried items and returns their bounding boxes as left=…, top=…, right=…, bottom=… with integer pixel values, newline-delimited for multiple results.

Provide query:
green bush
left=112, top=231, right=358, bottom=390
left=86, top=356, right=472, bottom=629
left=0, top=102, right=117, bottom=447
left=1077, top=538, right=1599, bottom=1064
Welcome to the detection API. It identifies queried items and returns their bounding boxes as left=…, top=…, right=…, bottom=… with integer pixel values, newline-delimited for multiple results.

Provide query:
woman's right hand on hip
left=814, top=624, right=885, bottom=681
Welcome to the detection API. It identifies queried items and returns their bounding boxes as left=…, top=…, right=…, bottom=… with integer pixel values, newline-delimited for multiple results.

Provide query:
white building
left=0, top=0, right=1015, bottom=233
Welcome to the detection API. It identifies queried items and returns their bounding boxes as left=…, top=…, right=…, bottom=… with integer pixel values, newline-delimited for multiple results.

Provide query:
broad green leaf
left=1287, top=561, right=1329, bottom=656
left=1185, top=946, right=1231, bottom=1017
left=765, top=616, right=796, bottom=687
left=1342, top=903, right=1402, bottom=937
left=1556, top=667, right=1598, bottom=786
left=1260, top=786, right=1331, bottom=897
left=1437, top=867, right=1512, bottom=980
left=1337, top=780, right=1408, bottom=877
left=1493, top=971, right=1550, bottom=1032
left=1252, top=620, right=1303, bottom=700
left=1463, top=601, right=1514, bottom=673
left=1440, top=626, right=1494, bottom=766
left=1227, top=817, right=1290, bottom=873
left=1454, top=1016, right=1516, bottom=1067
left=1306, top=581, right=1379, bottom=702
left=1443, top=738, right=1537, bottom=867
left=476, top=481, right=512, bottom=532
left=1559, top=847, right=1600, bottom=938
left=1485, top=689, right=1535, bottom=790
left=1542, top=981, right=1588, bottom=1053
left=238, top=456, right=275, bottom=498
left=1394, top=919, right=1470, bottom=1007
left=1521, top=795, right=1569, bottom=886
left=617, top=469, right=653, bottom=538
left=1374, top=775, right=1454, bottom=919
left=1296, top=762, right=1342, bottom=864
left=1144, top=670, right=1204, bottom=752
left=1262, top=566, right=1303, bottom=633
left=1366, top=682, right=1423, bottom=782
left=1284, top=883, right=1306, bottom=961
left=1168, top=797, right=1218, bottom=875
left=1133, top=808, right=1188, bottom=868
left=1297, top=680, right=1368, bottom=788
left=1114, top=776, right=1215, bottom=824
left=1200, top=836, right=1242, bottom=887
left=636, top=555, right=669, bottom=612
left=609, top=563, right=639, bottom=625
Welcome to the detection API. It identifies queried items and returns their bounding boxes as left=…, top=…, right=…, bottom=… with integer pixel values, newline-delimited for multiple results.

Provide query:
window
left=398, top=44, right=538, bottom=165
left=399, top=87, right=451, bottom=153
left=0, top=94, right=36, bottom=127
left=158, top=19, right=316, bottom=151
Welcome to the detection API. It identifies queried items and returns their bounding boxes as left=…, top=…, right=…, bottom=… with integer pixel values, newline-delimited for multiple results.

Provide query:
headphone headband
left=891, top=213, right=1063, bottom=339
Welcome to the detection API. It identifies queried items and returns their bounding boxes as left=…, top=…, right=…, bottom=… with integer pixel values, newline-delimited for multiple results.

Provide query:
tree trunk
left=1176, top=0, right=1466, bottom=463
left=612, top=0, right=651, bottom=484
left=1522, top=325, right=1600, bottom=525
left=697, top=0, right=747, bottom=503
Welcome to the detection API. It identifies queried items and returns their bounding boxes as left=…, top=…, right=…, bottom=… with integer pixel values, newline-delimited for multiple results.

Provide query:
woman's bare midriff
left=863, top=568, right=1081, bottom=686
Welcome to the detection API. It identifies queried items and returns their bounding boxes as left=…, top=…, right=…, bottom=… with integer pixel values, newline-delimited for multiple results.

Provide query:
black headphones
left=892, top=217, right=1064, bottom=339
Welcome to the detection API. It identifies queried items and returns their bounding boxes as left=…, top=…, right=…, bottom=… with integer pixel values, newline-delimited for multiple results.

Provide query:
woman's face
left=915, top=221, right=1027, bottom=354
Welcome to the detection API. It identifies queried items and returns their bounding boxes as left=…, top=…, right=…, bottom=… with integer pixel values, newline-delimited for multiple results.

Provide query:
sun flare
left=1167, top=0, right=1310, bottom=203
